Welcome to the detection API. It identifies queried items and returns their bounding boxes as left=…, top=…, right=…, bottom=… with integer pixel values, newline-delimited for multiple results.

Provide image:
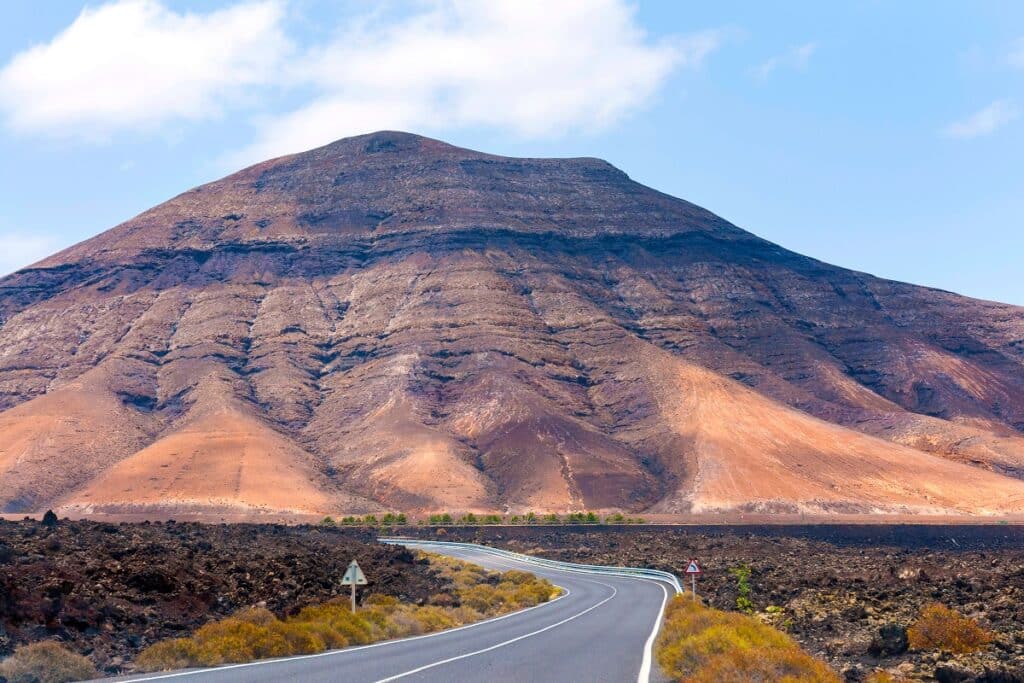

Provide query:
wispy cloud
left=0, top=0, right=289, bottom=138
left=232, top=0, right=721, bottom=165
left=752, top=42, right=817, bottom=81
left=944, top=100, right=1019, bottom=139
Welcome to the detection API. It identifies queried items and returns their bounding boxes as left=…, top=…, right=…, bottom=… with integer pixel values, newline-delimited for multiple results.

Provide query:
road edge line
left=637, top=579, right=669, bottom=683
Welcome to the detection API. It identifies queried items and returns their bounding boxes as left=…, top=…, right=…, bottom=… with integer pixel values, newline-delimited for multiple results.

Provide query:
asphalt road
left=101, top=541, right=673, bottom=683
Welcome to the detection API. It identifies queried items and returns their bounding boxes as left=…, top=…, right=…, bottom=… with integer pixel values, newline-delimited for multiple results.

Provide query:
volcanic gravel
left=407, top=525, right=1024, bottom=682
left=0, top=519, right=446, bottom=675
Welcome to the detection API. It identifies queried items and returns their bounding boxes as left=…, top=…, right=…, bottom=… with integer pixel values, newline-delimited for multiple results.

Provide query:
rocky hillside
left=1, top=131, right=1023, bottom=517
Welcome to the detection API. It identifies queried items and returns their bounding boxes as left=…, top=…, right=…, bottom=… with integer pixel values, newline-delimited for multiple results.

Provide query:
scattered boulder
left=869, top=623, right=910, bottom=657
left=934, top=665, right=974, bottom=683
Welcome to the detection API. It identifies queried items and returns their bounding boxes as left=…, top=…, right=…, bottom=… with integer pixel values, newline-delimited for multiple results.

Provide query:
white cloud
left=0, top=0, right=288, bottom=138
left=944, top=100, right=1019, bottom=139
left=0, top=233, right=62, bottom=276
left=753, top=42, right=817, bottom=81
left=234, top=0, right=719, bottom=164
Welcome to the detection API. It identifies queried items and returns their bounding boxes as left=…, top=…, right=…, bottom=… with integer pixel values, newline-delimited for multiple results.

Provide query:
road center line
left=432, top=540, right=671, bottom=683
left=372, top=580, right=619, bottom=683
left=116, top=586, right=570, bottom=682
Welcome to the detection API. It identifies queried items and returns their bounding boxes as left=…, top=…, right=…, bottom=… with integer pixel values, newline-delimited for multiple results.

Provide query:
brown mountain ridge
left=2, top=131, right=1024, bottom=518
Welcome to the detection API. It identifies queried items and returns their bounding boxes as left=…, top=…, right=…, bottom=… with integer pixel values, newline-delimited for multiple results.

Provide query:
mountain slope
left=1, top=131, right=1023, bottom=517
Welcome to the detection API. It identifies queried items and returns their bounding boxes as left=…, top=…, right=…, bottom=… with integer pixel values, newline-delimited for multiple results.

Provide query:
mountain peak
left=29, top=132, right=743, bottom=270
left=2, top=134, right=1024, bottom=519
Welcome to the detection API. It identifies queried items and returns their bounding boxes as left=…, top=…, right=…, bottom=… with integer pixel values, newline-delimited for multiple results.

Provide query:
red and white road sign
left=685, top=559, right=702, bottom=575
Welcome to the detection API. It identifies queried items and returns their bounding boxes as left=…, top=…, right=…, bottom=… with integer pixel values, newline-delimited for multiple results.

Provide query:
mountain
left=2, top=131, right=1024, bottom=519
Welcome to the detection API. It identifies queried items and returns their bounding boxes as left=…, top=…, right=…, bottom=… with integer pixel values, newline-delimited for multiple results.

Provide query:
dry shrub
left=906, top=603, right=993, bottom=654
left=656, top=596, right=838, bottom=683
left=135, top=638, right=200, bottom=672
left=136, top=552, right=556, bottom=671
left=293, top=604, right=378, bottom=645
left=410, top=605, right=457, bottom=632
left=0, top=641, right=97, bottom=683
left=189, top=618, right=291, bottom=665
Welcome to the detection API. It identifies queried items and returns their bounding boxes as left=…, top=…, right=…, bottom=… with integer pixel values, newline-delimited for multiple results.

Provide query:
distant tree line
left=318, top=511, right=647, bottom=527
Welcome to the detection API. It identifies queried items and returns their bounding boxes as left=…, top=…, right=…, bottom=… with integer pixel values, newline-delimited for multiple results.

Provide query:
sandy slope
left=643, top=349, right=1024, bottom=515
left=57, top=398, right=375, bottom=517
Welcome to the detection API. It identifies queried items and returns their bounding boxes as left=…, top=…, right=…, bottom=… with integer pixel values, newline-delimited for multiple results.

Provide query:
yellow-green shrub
left=136, top=552, right=556, bottom=672
left=656, top=596, right=838, bottom=683
left=0, top=641, right=97, bottom=683
left=190, top=618, right=291, bottom=665
left=907, top=603, right=993, bottom=654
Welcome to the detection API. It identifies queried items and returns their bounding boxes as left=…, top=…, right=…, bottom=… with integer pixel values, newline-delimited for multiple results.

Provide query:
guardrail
left=379, top=537, right=683, bottom=594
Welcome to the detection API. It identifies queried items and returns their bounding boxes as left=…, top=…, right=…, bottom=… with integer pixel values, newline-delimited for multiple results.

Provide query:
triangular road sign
left=685, top=559, right=702, bottom=575
left=341, top=559, right=368, bottom=586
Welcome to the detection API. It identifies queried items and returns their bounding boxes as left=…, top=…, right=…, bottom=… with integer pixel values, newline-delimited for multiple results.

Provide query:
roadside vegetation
left=135, top=552, right=558, bottom=671
left=424, top=511, right=646, bottom=525
left=0, top=641, right=97, bottom=683
left=656, top=595, right=839, bottom=682
left=318, top=511, right=649, bottom=526
left=906, top=603, right=993, bottom=654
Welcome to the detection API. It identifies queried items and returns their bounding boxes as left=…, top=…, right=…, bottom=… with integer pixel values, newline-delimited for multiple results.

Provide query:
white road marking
left=372, top=581, right=619, bottom=682
left=115, top=542, right=677, bottom=683
left=115, top=588, right=569, bottom=682
left=637, top=580, right=669, bottom=683
left=410, top=543, right=671, bottom=683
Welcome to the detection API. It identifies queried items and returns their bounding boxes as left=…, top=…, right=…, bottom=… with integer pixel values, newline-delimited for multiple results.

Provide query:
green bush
left=0, top=641, right=98, bottom=683
left=729, top=564, right=754, bottom=614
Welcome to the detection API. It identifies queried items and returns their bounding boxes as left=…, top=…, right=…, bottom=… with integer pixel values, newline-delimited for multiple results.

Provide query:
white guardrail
left=379, top=537, right=684, bottom=594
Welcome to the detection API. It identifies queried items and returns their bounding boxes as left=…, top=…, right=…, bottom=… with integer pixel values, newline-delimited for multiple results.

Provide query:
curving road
left=102, top=540, right=674, bottom=683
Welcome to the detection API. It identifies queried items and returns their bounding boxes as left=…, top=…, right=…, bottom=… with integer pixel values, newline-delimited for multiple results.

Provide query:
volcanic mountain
left=2, top=131, right=1024, bottom=519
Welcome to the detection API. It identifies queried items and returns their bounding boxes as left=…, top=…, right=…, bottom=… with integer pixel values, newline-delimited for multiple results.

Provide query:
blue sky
left=1, top=1, right=1022, bottom=304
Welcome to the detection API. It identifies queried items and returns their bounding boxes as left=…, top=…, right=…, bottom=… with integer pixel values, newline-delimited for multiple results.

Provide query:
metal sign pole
left=351, top=581, right=356, bottom=614
left=691, top=573, right=696, bottom=601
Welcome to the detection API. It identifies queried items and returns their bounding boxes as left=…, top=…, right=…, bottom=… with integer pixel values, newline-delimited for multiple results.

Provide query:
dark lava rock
left=977, top=670, right=1024, bottom=683
left=935, top=666, right=975, bottom=683
left=0, top=520, right=449, bottom=673
left=407, top=525, right=1024, bottom=680
left=41, top=510, right=58, bottom=528
left=869, top=623, right=909, bottom=657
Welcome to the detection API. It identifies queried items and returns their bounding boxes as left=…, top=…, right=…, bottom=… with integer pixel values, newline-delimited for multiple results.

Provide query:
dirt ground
left=399, top=525, right=1024, bottom=682
left=3, top=519, right=1023, bottom=681
left=0, top=519, right=446, bottom=675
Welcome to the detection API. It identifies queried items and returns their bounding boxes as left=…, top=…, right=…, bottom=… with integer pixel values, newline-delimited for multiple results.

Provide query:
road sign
left=685, top=559, right=702, bottom=600
left=341, top=560, right=367, bottom=613
left=341, top=560, right=368, bottom=586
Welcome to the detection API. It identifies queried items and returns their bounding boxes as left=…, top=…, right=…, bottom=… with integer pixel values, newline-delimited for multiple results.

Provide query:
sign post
left=340, top=559, right=368, bottom=613
left=684, top=559, right=702, bottom=601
